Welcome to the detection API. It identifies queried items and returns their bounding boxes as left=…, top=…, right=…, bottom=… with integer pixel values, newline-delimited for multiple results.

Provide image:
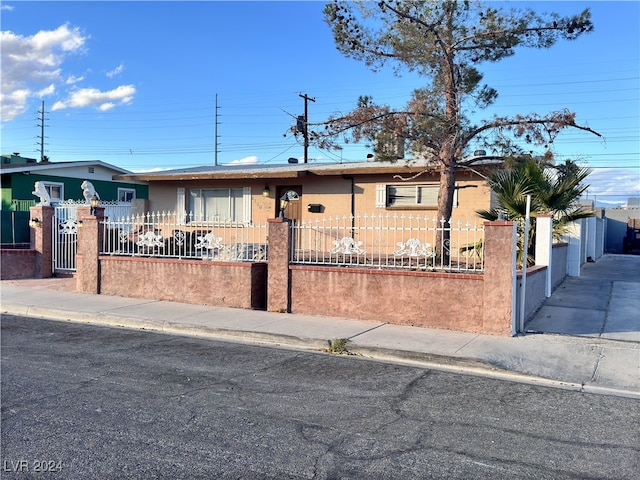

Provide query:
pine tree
left=304, top=1, right=601, bottom=253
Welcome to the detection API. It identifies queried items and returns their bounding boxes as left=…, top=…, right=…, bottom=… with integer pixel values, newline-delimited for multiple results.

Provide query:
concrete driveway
left=525, top=254, right=640, bottom=342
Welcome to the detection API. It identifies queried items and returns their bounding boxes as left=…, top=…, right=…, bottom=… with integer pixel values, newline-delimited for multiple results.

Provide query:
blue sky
left=1, top=1, right=638, bottom=205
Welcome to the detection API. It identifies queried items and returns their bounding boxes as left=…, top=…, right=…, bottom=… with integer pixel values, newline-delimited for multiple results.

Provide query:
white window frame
left=382, top=183, right=457, bottom=209
left=118, top=188, right=136, bottom=202
left=183, top=187, right=251, bottom=224
left=42, top=181, right=64, bottom=203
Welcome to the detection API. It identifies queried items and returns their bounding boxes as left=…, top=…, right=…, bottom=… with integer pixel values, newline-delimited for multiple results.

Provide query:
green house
left=1, top=153, right=148, bottom=244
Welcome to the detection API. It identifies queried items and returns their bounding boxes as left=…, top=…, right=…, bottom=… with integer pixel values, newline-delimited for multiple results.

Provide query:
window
left=379, top=184, right=457, bottom=209
left=43, top=182, right=64, bottom=203
left=118, top=188, right=136, bottom=202
left=187, top=187, right=250, bottom=223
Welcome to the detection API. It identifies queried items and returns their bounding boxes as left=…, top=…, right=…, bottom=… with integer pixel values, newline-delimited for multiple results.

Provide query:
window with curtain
left=385, top=184, right=457, bottom=208
left=188, top=188, right=246, bottom=222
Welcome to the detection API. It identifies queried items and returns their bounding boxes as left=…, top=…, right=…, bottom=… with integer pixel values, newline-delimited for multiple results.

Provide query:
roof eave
left=114, top=170, right=309, bottom=181
left=0, top=160, right=132, bottom=175
left=114, top=159, right=503, bottom=182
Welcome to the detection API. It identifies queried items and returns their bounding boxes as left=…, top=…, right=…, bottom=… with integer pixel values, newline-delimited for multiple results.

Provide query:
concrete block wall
left=289, top=266, right=485, bottom=331
left=28, top=210, right=521, bottom=336
left=0, top=249, right=36, bottom=279
left=551, top=243, right=568, bottom=289
left=99, top=256, right=266, bottom=309
left=516, top=266, right=547, bottom=327
left=284, top=220, right=517, bottom=336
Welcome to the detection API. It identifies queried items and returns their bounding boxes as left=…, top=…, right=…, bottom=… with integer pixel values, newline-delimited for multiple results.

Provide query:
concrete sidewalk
left=2, top=254, right=639, bottom=399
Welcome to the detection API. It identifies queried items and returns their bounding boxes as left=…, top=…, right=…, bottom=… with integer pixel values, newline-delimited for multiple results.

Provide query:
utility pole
left=36, top=101, right=49, bottom=162
left=214, top=94, right=221, bottom=166
left=299, top=93, right=315, bottom=163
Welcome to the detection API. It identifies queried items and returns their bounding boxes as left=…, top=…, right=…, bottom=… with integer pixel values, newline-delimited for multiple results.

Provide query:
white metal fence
left=54, top=200, right=133, bottom=222
left=52, top=201, right=133, bottom=273
left=101, top=211, right=269, bottom=262
left=291, top=213, right=484, bottom=272
left=52, top=206, right=79, bottom=273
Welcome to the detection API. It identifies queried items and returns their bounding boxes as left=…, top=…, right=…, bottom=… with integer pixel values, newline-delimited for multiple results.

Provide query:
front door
left=276, top=186, right=302, bottom=223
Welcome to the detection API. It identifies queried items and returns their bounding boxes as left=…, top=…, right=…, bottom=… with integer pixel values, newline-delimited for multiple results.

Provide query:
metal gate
left=52, top=204, right=80, bottom=273
left=52, top=201, right=132, bottom=273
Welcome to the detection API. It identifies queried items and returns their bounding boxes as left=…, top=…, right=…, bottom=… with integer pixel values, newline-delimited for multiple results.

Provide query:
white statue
left=81, top=180, right=100, bottom=204
left=32, top=181, right=51, bottom=206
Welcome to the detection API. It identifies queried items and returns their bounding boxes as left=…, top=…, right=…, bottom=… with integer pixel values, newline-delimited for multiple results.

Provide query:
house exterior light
left=90, top=195, right=99, bottom=215
left=279, top=190, right=299, bottom=219
left=262, top=185, right=270, bottom=197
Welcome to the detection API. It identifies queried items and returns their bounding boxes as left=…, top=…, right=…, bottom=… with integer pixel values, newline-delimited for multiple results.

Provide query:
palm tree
left=474, top=158, right=593, bottom=267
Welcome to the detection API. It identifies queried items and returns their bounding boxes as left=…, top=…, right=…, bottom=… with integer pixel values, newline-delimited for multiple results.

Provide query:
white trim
left=118, top=187, right=136, bottom=202
left=243, top=186, right=252, bottom=224
left=376, top=184, right=386, bottom=208
left=384, top=183, right=457, bottom=208
left=186, top=187, right=248, bottom=224
left=177, top=187, right=185, bottom=224
left=42, top=181, right=64, bottom=203
left=1, top=160, right=132, bottom=175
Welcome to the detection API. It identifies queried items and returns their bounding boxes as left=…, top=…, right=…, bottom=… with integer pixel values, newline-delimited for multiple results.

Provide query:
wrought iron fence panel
left=57, top=199, right=132, bottom=221
left=101, top=211, right=268, bottom=263
left=52, top=205, right=79, bottom=272
left=51, top=200, right=133, bottom=272
left=291, top=213, right=484, bottom=272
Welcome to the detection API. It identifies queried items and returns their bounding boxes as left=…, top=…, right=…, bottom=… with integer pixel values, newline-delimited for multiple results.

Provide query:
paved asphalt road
left=1, top=315, right=638, bottom=480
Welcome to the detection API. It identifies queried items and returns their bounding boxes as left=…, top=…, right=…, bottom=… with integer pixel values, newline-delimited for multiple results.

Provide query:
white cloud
left=583, top=168, right=640, bottom=206
left=228, top=156, right=260, bottom=165
left=132, top=167, right=172, bottom=174
left=0, top=24, right=87, bottom=121
left=1, top=24, right=136, bottom=121
left=36, top=84, right=55, bottom=97
left=586, top=168, right=640, bottom=197
left=65, top=74, right=84, bottom=85
left=0, top=88, right=30, bottom=119
left=51, top=85, right=136, bottom=111
left=1, top=4, right=14, bottom=11
left=106, top=64, right=124, bottom=78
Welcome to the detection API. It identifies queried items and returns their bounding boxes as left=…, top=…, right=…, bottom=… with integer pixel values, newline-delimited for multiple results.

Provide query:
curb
left=1, top=304, right=330, bottom=351
left=349, top=345, right=585, bottom=391
left=3, top=304, right=639, bottom=399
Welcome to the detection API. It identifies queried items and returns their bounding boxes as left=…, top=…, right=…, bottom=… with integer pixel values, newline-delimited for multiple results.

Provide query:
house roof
left=114, top=157, right=504, bottom=182
left=0, top=160, right=133, bottom=176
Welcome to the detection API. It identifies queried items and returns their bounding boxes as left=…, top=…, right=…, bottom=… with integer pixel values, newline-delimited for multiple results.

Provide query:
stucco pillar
left=267, top=218, right=291, bottom=312
left=534, top=214, right=553, bottom=297
left=29, top=205, right=54, bottom=278
left=76, top=206, right=105, bottom=294
left=482, top=221, right=517, bottom=336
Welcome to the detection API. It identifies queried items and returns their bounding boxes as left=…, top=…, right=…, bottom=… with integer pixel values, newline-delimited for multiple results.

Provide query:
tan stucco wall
left=99, top=256, right=267, bottom=309
left=147, top=172, right=492, bottom=225
left=64, top=212, right=518, bottom=336
left=290, top=266, right=485, bottom=331
left=0, top=249, right=36, bottom=279
left=148, top=181, right=192, bottom=213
